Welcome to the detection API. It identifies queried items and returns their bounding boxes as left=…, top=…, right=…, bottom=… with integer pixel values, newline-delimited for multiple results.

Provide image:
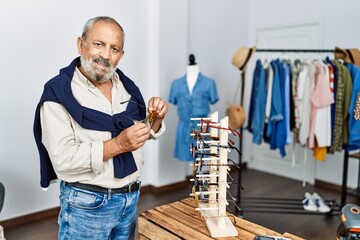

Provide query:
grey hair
left=81, top=16, right=125, bottom=50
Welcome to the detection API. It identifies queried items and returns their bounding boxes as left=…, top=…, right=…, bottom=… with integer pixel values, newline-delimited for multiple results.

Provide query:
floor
left=2, top=169, right=359, bottom=240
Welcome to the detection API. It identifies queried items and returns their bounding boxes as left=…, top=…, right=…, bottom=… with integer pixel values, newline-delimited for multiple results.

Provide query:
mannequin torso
left=186, top=64, right=199, bottom=95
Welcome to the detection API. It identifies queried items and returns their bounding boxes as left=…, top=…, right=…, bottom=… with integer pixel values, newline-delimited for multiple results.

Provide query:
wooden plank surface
left=141, top=209, right=214, bottom=240
left=283, top=232, right=305, bottom=240
left=138, top=216, right=180, bottom=240
left=180, top=197, right=198, bottom=208
left=169, top=201, right=203, bottom=220
left=180, top=198, right=305, bottom=239
left=137, top=231, right=151, bottom=240
left=138, top=198, right=305, bottom=240
left=155, top=204, right=211, bottom=237
left=180, top=198, right=280, bottom=237
left=232, top=216, right=281, bottom=237
left=233, top=227, right=257, bottom=240
left=166, top=201, right=241, bottom=240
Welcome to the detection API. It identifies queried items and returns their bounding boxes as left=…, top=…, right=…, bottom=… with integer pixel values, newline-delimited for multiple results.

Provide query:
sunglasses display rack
left=189, top=111, right=238, bottom=238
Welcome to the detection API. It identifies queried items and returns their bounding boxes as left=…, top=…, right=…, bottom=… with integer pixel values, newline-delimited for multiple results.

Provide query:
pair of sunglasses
left=199, top=119, right=242, bottom=139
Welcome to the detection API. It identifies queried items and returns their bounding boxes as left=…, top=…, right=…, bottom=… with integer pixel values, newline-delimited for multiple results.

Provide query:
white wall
left=155, top=1, right=190, bottom=186
left=0, top=0, right=158, bottom=221
left=244, top=0, right=360, bottom=187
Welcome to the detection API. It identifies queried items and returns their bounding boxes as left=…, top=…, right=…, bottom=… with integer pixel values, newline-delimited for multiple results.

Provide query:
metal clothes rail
left=256, top=48, right=336, bottom=53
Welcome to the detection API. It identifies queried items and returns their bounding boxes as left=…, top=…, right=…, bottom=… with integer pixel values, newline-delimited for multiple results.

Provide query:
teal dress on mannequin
left=168, top=73, right=219, bottom=161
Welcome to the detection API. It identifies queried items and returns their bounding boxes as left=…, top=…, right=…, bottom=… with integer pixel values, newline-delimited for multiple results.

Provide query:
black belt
left=65, top=181, right=141, bottom=194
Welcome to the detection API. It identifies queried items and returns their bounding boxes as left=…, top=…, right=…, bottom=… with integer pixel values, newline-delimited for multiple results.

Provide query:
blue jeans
left=58, top=181, right=140, bottom=240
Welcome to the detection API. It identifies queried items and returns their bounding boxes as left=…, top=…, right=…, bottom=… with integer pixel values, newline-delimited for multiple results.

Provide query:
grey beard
left=80, top=56, right=116, bottom=83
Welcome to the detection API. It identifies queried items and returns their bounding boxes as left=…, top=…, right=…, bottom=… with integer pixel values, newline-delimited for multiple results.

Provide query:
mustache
left=92, top=57, right=112, bottom=68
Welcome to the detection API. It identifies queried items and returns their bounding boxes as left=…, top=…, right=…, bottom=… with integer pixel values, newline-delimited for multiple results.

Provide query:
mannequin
left=168, top=54, right=219, bottom=162
left=186, top=54, right=199, bottom=95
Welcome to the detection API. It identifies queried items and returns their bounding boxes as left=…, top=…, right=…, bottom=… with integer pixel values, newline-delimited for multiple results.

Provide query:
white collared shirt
left=40, top=67, right=165, bottom=188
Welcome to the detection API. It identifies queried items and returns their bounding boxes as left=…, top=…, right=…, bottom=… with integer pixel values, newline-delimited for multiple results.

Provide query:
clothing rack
left=236, top=47, right=341, bottom=216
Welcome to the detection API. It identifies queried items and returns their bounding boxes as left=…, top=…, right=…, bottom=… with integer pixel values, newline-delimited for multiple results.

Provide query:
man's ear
left=76, top=37, right=83, bottom=55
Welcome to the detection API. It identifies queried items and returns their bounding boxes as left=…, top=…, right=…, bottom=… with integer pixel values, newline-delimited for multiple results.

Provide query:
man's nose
left=100, top=46, right=111, bottom=60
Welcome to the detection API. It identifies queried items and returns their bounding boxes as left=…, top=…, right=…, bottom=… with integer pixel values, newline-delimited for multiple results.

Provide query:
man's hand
left=147, top=97, right=168, bottom=132
left=103, top=123, right=150, bottom=161
left=115, top=123, right=150, bottom=152
left=148, top=97, right=168, bottom=120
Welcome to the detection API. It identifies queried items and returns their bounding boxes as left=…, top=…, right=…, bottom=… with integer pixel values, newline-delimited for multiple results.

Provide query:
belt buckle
left=129, top=181, right=139, bottom=192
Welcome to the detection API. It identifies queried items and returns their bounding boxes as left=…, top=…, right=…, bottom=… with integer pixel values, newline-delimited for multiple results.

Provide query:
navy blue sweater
left=33, top=57, right=146, bottom=188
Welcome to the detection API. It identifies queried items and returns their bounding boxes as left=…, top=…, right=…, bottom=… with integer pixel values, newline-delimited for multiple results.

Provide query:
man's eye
left=111, top=47, right=120, bottom=53
left=93, top=43, right=103, bottom=48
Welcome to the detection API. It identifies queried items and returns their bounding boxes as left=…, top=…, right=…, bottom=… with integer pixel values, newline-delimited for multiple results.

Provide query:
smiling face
left=77, top=21, right=125, bottom=83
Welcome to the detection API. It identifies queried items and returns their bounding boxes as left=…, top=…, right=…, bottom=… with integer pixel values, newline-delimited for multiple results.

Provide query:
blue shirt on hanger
left=267, top=59, right=286, bottom=157
left=168, top=73, right=219, bottom=161
left=283, top=61, right=292, bottom=144
left=346, top=63, right=360, bottom=151
left=246, top=61, right=259, bottom=133
left=251, top=60, right=267, bottom=144
left=275, top=59, right=287, bottom=157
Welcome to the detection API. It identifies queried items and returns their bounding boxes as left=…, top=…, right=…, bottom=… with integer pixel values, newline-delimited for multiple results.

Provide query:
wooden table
left=138, top=198, right=304, bottom=240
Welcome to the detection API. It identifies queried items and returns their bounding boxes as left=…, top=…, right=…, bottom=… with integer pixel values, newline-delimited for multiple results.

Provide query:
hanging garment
left=308, top=60, right=334, bottom=149
left=329, top=61, right=345, bottom=153
left=355, top=91, right=360, bottom=120
left=326, top=57, right=338, bottom=136
left=287, top=60, right=295, bottom=132
left=289, top=60, right=302, bottom=141
left=168, top=73, right=219, bottom=161
left=246, top=62, right=260, bottom=133
left=326, top=62, right=335, bottom=142
left=346, top=64, right=360, bottom=151
left=263, top=61, right=273, bottom=143
left=309, top=60, right=334, bottom=161
left=265, top=61, right=274, bottom=122
left=341, top=65, right=353, bottom=146
left=314, top=140, right=327, bottom=161
left=329, top=61, right=352, bottom=152
left=297, top=61, right=315, bottom=146
left=266, top=60, right=281, bottom=151
left=250, top=60, right=268, bottom=144
left=266, top=59, right=287, bottom=157
left=328, top=63, right=335, bottom=93
left=314, top=61, right=333, bottom=160
left=326, top=57, right=338, bottom=137
left=282, top=61, right=292, bottom=144
left=275, top=59, right=288, bottom=157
